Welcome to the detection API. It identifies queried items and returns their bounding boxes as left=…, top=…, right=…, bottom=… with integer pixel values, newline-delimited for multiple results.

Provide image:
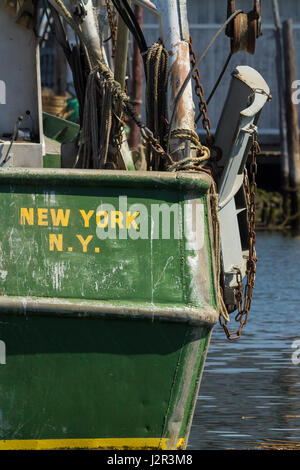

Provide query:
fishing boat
left=0, top=0, right=269, bottom=450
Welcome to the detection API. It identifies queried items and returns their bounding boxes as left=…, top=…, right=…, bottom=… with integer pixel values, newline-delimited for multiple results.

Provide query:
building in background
left=39, top=0, right=300, bottom=145
left=142, top=0, right=300, bottom=145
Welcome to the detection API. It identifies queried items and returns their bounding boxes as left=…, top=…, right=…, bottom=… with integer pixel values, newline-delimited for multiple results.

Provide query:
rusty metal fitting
left=226, top=0, right=263, bottom=55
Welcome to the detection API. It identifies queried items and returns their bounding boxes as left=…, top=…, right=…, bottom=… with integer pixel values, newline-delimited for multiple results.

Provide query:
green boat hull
left=0, top=169, right=219, bottom=449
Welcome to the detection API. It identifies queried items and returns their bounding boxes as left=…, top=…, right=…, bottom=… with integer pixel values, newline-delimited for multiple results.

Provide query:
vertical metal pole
left=48, top=0, right=103, bottom=65
left=114, top=0, right=131, bottom=89
left=272, top=0, right=289, bottom=189
left=157, top=0, right=196, bottom=161
left=283, top=19, right=300, bottom=234
left=113, top=1, right=136, bottom=170
left=79, top=0, right=103, bottom=65
left=128, top=4, right=143, bottom=149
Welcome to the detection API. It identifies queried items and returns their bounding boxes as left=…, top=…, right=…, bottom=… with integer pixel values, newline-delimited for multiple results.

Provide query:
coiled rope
left=50, top=0, right=154, bottom=168
left=50, top=0, right=142, bottom=124
left=50, top=0, right=211, bottom=173
left=79, top=70, right=113, bottom=168
left=145, top=42, right=169, bottom=170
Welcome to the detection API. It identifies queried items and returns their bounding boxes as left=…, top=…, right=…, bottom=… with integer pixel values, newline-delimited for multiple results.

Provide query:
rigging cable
left=110, top=0, right=148, bottom=55
left=166, top=9, right=243, bottom=153
left=195, top=51, right=233, bottom=125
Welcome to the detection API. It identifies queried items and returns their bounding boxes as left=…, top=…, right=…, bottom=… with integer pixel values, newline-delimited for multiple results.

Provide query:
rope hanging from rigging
left=145, top=42, right=169, bottom=171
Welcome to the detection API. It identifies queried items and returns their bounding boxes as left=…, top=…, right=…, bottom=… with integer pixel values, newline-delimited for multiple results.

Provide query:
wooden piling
left=272, top=0, right=289, bottom=189
left=282, top=19, right=300, bottom=234
left=54, top=38, right=67, bottom=96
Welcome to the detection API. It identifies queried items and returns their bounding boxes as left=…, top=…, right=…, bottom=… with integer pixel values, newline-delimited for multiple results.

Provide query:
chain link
left=106, top=0, right=118, bottom=58
left=189, top=35, right=212, bottom=144
left=134, top=36, right=212, bottom=166
left=219, top=130, right=260, bottom=340
left=140, top=127, right=174, bottom=165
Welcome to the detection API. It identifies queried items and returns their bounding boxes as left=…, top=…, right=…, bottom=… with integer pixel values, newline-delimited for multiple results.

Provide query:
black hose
left=121, top=0, right=148, bottom=52
left=111, top=0, right=148, bottom=55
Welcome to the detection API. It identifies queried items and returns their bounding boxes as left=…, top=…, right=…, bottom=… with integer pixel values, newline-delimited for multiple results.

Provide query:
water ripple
left=188, top=233, right=300, bottom=450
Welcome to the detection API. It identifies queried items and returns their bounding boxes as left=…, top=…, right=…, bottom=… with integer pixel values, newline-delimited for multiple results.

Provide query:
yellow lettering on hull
left=0, top=438, right=186, bottom=450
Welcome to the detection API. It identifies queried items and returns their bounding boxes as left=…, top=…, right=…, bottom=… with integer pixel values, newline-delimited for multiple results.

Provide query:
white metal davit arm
left=215, top=66, right=270, bottom=311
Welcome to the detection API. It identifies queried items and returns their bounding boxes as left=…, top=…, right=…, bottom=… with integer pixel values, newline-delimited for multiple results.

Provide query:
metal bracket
left=223, top=266, right=243, bottom=313
left=225, top=0, right=263, bottom=55
left=240, top=123, right=258, bottom=136
left=73, top=1, right=88, bottom=23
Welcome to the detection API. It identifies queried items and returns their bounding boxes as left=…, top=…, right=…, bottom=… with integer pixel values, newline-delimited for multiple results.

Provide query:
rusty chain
left=189, top=35, right=212, bottom=144
left=124, top=34, right=213, bottom=166
left=219, top=129, right=260, bottom=340
left=140, top=36, right=213, bottom=165
left=140, top=127, right=174, bottom=166
left=106, top=0, right=118, bottom=58
left=99, top=11, right=258, bottom=338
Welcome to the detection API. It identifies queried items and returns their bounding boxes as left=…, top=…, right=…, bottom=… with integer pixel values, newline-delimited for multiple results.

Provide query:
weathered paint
left=134, top=1, right=196, bottom=160
left=48, top=0, right=102, bottom=68
left=156, top=0, right=196, bottom=160
left=0, top=438, right=185, bottom=451
left=0, top=169, right=216, bottom=309
left=0, top=315, right=212, bottom=448
left=0, top=169, right=218, bottom=449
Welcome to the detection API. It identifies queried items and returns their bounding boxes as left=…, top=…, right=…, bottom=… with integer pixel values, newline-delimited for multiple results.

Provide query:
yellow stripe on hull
left=0, top=438, right=186, bottom=450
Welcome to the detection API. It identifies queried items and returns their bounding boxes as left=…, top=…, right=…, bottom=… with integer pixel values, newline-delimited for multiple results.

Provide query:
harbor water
left=189, top=232, right=300, bottom=450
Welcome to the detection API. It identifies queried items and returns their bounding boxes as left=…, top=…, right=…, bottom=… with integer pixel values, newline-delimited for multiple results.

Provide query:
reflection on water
left=188, top=232, right=300, bottom=450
